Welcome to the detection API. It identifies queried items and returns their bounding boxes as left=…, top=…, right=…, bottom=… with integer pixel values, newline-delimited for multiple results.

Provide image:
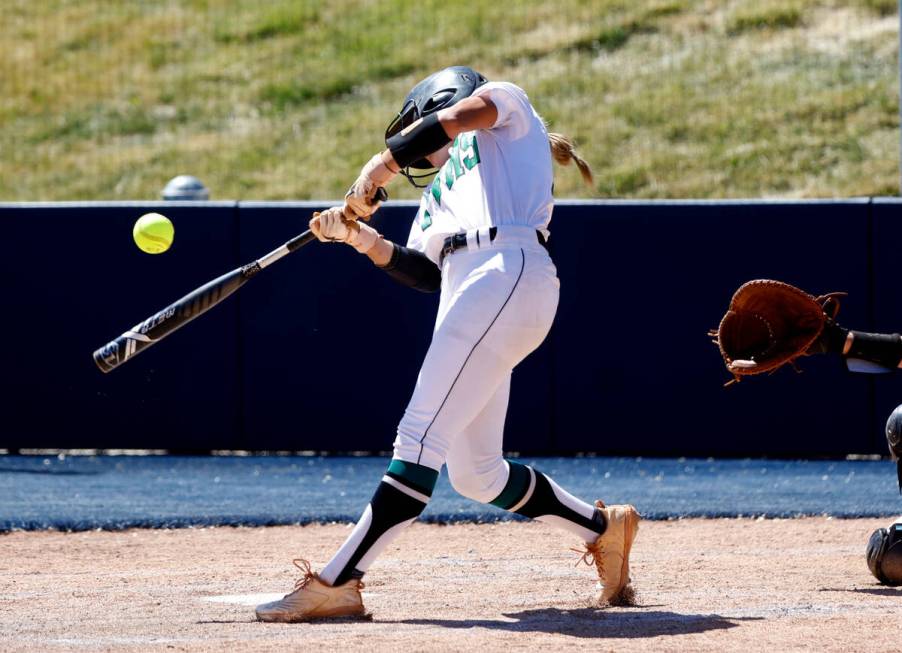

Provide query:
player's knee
left=448, top=471, right=496, bottom=502
left=391, top=428, right=448, bottom=471
left=447, top=461, right=507, bottom=504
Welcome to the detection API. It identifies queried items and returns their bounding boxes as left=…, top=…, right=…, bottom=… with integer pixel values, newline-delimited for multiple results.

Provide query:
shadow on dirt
left=390, top=607, right=761, bottom=638
left=824, top=587, right=902, bottom=597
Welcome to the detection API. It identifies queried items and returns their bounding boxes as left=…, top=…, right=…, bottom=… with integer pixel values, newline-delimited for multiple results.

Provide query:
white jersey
left=406, top=81, right=554, bottom=264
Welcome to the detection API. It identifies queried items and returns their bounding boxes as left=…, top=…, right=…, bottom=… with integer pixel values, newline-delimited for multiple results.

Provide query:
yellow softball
left=133, top=213, right=174, bottom=254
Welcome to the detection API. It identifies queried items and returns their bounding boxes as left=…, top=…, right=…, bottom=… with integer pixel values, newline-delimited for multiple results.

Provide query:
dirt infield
left=2, top=518, right=900, bottom=652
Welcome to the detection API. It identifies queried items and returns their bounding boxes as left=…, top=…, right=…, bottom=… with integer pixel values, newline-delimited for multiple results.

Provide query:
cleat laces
left=289, top=559, right=315, bottom=593
left=572, top=542, right=606, bottom=579
left=284, top=558, right=365, bottom=597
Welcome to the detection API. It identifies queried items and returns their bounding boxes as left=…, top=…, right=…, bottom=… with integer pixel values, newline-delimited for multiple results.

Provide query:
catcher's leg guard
left=255, top=559, right=369, bottom=623
left=576, top=501, right=640, bottom=606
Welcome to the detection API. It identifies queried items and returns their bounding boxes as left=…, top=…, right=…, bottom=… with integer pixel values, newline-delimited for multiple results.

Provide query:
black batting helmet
left=385, top=66, right=488, bottom=186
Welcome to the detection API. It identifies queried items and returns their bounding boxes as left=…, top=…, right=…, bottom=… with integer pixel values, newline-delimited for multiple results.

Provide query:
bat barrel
left=93, top=334, right=150, bottom=373
left=92, top=268, right=248, bottom=373
left=94, top=342, right=122, bottom=373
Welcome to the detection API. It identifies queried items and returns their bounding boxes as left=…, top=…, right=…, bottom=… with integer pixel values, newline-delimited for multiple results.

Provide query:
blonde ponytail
left=548, top=132, right=594, bottom=188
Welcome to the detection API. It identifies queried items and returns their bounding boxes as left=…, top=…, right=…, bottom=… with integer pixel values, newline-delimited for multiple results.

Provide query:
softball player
left=810, top=313, right=902, bottom=584
left=256, top=67, right=639, bottom=622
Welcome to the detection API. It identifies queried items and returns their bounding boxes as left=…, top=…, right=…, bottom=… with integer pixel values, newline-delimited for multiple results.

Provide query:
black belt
left=440, top=227, right=548, bottom=264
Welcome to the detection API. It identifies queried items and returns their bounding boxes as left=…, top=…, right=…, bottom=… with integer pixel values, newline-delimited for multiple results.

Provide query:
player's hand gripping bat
left=93, top=190, right=387, bottom=373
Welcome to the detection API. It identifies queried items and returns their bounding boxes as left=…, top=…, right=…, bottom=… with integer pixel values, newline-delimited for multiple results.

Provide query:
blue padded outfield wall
left=1, top=198, right=901, bottom=456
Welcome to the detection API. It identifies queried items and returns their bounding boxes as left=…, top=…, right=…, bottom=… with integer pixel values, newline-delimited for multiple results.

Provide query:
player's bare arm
left=307, top=99, right=506, bottom=287
left=435, top=94, right=499, bottom=135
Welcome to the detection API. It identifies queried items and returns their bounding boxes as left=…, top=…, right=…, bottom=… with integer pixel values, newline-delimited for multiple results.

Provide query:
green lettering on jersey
left=460, top=132, right=481, bottom=170
left=430, top=174, right=442, bottom=203
left=429, top=133, right=481, bottom=207
left=449, top=140, right=465, bottom=179
left=443, top=161, right=456, bottom=190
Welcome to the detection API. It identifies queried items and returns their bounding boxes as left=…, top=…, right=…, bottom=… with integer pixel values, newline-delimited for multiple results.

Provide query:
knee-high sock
left=319, top=459, right=438, bottom=586
left=490, top=460, right=606, bottom=543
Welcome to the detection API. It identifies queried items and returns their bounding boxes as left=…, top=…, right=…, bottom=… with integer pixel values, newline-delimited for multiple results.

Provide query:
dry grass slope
left=0, top=0, right=897, bottom=200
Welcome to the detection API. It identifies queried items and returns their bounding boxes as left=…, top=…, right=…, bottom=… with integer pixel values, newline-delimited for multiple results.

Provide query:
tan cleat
left=255, top=559, right=369, bottom=623
left=576, top=501, right=640, bottom=606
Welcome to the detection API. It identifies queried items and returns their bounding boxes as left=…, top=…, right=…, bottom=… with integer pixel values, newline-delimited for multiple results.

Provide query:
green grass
left=0, top=0, right=898, bottom=200
left=727, top=1, right=806, bottom=35
left=856, top=0, right=899, bottom=17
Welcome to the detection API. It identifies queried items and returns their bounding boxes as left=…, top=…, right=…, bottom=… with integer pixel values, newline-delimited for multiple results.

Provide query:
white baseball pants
left=392, top=226, right=559, bottom=501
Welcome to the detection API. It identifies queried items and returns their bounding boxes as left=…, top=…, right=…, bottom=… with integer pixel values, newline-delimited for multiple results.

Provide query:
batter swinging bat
left=93, top=190, right=386, bottom=373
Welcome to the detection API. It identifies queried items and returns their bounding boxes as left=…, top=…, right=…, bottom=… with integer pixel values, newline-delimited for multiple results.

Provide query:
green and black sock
left=491, top=460, right=606, bottom=543
left=320, top=459, right=438, bottom=586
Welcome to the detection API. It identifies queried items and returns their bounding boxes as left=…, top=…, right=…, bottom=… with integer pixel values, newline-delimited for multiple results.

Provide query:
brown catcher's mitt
left=710, top=279, right=845, bottom=385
